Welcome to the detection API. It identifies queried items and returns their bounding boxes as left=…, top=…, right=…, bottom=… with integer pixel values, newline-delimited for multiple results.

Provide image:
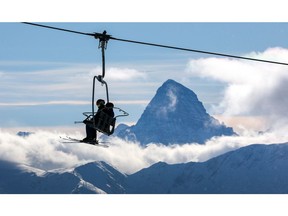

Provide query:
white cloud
left=1, top=128, right=288, bottom=174
left=157, top=88, right=178, bottom=118
left=89, top=66, right=146, bottom=81
left=107, top=67, right=147, bottom=81
left=166, top=88, right=177, bottom=111
left=186, top=47, right=288, bottom=130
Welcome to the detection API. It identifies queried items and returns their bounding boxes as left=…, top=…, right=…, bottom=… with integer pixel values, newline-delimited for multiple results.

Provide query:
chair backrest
left=94, top=111, right=116, bottom=136
left=82, top=105, right=128, bottom=136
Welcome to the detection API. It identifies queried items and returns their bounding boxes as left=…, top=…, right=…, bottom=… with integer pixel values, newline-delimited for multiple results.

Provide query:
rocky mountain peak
left=117, top=79, right=235, bottom=145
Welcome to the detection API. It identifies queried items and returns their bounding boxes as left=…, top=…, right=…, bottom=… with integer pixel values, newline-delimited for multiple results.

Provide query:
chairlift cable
left=22, top=22, right=94, bottom=37
left=22, top=22, right=288, bottom=66
left=111, top=37, right=288, bottom=66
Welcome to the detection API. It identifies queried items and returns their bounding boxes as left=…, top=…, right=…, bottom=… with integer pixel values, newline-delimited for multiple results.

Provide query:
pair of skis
left=60, top=136, right=109, bottom=148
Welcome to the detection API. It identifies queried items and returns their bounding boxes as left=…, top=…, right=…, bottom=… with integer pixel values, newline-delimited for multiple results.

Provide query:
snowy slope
left=0, top=160, right=44, bottom=193
left=116, top=79, right=235, bottom=145
left=0, top=160, right=126, bottom=194
left=127, top=143, right=288, bottom=193
left=71, top=161, right=127, bottom=194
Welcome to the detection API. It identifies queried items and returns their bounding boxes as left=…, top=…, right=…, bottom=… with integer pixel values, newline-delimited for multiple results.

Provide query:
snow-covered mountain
left=116, top=79, right=235, bottom=145
left=0, top=160, right=126, bottom=194
left=2, top=143, right=288, bottom=194
left=127, top=143, right=288, bottom=193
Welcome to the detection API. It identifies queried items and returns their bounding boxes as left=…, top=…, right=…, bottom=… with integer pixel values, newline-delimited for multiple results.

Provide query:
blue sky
left=1, top=22, right=288, bottom=131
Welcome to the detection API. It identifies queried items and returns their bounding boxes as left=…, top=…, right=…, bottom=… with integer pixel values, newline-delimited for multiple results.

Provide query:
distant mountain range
left=116, top=79, right=235, bottom=145
left=1, top=143, right=288, bottom=194
left=17, top=131, right=34, bottom=137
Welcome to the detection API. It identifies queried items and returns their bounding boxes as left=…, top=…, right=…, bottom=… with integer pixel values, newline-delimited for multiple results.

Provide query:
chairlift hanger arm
left=22, top=22, right=288, bottom=66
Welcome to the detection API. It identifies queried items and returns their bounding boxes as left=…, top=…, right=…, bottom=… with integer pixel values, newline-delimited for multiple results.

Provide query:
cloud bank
left=187, top=47, right=288, bottom=130
left=1, top=129, right=288, bottom=174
